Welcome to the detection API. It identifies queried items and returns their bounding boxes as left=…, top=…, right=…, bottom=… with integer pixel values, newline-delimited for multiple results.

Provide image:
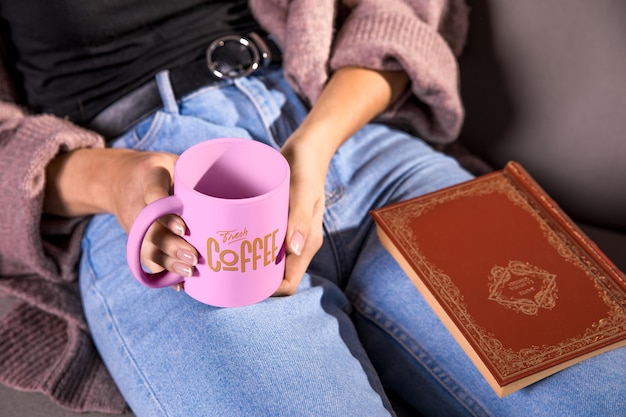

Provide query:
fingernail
left=275, top=241, right=286, bottom=264
left=289, top=231, right=304, bottom=256
left=173, top=262, right=193, bottom=278
left=176, top=248, right=198, bottom=266
left=169, top=219, right=185, bottom=237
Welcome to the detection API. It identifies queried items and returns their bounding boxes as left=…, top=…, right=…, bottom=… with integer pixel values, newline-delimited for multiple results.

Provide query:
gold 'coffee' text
left=207, top=229, right=279, bottom=272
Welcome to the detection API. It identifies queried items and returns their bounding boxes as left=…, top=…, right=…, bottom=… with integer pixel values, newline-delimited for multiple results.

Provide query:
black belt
left=86, top=32, right=282, bottom=139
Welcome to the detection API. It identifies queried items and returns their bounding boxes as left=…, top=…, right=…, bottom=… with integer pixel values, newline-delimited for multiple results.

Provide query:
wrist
left=282, top=132, right=334, bottom=178
left=44, top=148, right=131, bottom=217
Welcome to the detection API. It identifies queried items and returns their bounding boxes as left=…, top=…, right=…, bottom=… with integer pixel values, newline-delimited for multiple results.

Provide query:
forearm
left=286, top=66, right=409, bottom=164
left=44, top=148, right=118, bottom=216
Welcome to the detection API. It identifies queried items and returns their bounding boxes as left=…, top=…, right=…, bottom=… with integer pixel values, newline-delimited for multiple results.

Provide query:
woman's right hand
left=44, top=148, right=198, bottom=278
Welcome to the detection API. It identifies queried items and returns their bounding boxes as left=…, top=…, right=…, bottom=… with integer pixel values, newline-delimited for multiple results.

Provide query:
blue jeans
left=79, top=68, right=626, bottom=417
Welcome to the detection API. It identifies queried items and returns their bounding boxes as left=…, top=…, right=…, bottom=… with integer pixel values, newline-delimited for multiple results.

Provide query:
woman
left=1, top=1, right=623, bottom=416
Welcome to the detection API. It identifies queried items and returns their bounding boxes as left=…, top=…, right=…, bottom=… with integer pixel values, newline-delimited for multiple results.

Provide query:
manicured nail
left=176, top=248, right=198, bottom=266
left=169, top=219, right=186, bottom=237
left=275, top=241, right=287, bottom=264
left=173, top=262, right=193, bottom=278
left=289, top=231, right=304, bottom=256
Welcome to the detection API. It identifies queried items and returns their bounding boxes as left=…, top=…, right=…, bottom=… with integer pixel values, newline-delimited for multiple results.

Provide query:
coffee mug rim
left=174, top=138, right=290, bottom=204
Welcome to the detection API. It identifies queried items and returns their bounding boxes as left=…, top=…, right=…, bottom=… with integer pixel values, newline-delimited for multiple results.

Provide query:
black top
left=0, top=0, right=260, bottom=123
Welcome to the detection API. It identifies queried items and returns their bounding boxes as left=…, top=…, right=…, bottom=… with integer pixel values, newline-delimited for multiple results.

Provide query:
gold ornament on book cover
left=488, top=260, right=558, bottom=316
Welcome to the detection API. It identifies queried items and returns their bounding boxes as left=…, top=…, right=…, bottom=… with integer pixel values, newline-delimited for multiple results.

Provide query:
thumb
left=277, top=182, right=324, bottom=296
left=286, top=191, right=311, bottom=256
left=284, top=172, right=325, bottom=259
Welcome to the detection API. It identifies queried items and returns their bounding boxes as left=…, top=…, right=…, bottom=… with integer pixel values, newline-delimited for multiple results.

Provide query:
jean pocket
left=110, top=110, right=166, bottom=151
left=131, top=111, right=168, bottom=151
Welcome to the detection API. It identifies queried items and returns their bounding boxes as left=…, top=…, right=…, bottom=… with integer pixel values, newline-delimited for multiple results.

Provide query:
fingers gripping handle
left=126, top=196, right=186, bottom=288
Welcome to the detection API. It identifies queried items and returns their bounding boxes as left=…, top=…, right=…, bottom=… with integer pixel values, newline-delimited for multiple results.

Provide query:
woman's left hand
left=272, top=66, right=410, bottom=296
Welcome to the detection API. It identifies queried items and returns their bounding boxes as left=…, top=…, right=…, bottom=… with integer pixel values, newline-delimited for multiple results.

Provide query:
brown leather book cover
left=370, top=161, right=626, bottom=397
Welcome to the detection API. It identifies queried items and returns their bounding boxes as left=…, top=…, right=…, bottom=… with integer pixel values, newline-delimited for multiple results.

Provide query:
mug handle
left=126, top=195, right=186, bottom=288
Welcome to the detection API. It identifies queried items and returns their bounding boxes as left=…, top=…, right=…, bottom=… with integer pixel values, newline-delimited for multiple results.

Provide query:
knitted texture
left=0, top=300, right=127, bottom=412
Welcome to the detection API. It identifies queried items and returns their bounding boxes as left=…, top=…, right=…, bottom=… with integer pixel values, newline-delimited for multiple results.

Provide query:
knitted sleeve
left=0, top=56, right=127, bottom=413
left=0, top=42, right=104, bottom=282
left=331, top=0, right=469, bottom=143
left=250, top=0, right=469, bottom=143
left=0, top=72, right=105, bottom=282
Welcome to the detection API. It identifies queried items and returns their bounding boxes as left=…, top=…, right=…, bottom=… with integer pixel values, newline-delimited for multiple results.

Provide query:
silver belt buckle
left=206, top=33, right=270, bottom=80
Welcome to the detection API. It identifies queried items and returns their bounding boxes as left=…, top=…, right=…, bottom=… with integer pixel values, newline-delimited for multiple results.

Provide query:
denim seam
left=81, top=236, right=171, bottom=417
left=232, top=76, right=287, bottom=150
left=252, top=71, right=302, bottom=147
left=131, top=111, right=166, bottom=151
left=320, top=217, right=345, bottom=288
left=324, top=164, right=344, bottom=206
left=350, top=294, right=490, bottom=417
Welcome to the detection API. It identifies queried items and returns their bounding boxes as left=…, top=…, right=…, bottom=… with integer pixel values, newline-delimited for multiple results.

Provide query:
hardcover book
left=370, top=161, right=626, bottom=397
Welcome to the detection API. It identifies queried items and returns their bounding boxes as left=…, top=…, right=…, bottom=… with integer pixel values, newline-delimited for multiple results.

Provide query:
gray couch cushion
left=458, top=0, right=626, bottom=231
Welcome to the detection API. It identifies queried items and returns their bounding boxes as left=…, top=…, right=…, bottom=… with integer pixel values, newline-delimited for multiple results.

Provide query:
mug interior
left=179, top=139, right=289, bottom=199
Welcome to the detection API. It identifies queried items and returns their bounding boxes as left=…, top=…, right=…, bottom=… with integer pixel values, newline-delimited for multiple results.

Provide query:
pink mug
left=126, top=138, right=290, bottom=307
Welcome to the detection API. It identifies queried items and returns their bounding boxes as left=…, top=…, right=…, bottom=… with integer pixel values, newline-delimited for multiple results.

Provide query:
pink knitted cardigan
left=0, top=0, right=469, bottom=413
